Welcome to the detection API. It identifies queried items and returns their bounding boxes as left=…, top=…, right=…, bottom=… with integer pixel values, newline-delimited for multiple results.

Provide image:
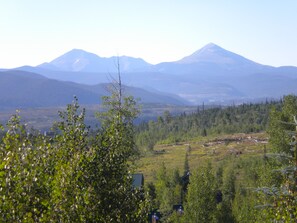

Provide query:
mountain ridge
left=38, top=49, right=152, bottom=73
left=3, top=43, right=297, bottom=105
left=37, top=43, right=274, bottom=73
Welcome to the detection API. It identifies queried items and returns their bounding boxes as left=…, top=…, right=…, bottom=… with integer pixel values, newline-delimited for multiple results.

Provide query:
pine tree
left=183, top=164, right=217, bottom=222
left=257, top=95, right=297, bottom=221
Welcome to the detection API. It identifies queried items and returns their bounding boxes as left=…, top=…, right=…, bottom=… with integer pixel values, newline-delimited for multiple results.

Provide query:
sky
left=0, top=0, right=297, bottom=68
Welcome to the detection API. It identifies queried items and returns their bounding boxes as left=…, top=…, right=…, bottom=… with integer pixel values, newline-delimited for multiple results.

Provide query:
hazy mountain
left=179, top=43, right=257, bottom=65
left=14, top=66, right=111, bottom=84
left=0, top=70, right=102, bottom=109
left=38, top=49, right=151, bottom=72
left=0, top=70, right=188, bottom=110
left=150, top=43, right=273, bottom=76
left=5, top=43, right=297, bottom=105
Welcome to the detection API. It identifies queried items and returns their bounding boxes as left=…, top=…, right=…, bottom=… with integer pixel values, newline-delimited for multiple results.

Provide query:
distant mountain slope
left=15, top=66, right=110, bottom=84
left=0, top=70, right=103, bottom=109
left=0, top=70, right=188, bottom=110
left=38, top=49, right=151, bottom=72
left=87, top=83, right=187, bottom=105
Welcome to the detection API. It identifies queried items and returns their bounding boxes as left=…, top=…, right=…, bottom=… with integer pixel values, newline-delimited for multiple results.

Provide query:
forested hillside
left=135, top=95, right=297, bottom=222
left=135, top=101, right=278, bottom=151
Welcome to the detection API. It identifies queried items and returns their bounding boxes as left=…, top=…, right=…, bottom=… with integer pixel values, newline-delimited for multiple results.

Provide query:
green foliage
left=89, top=85, right=147, bottom=222
left=183, top=152, right=190, bottom=175
left=0, top=91, right=148, bottom=222
left=0, top=112, right=51, bottom=222
left=145, top=182, right=157, bottom=208
left=267, top=95, right=297, bottom=154
left=2, top=91, right=296, bottom=222
left=183, top=164, right=218, bottom=223
left=232, top=185, right=258, bottom=222
left=135, top=97, right=297, bottom=222
left=216, top=166, right=236, bottom=223
left=136, top=101, right=275, bottom=149
left=154, top=163, right=182, bottom=222
left=48, top=97, right=91, bottom=222
left=256, top=95, right=297, bottom=222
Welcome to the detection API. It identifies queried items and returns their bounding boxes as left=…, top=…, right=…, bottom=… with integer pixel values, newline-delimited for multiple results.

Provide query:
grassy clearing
left=135, top=132, right=268, bottom=183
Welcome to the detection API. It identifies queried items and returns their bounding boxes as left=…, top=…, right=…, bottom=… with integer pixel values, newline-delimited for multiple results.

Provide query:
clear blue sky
left=0, top=0, right=297, bottom=68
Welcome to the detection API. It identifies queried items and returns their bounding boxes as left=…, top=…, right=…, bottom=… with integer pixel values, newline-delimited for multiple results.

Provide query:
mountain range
left=1, top=43, right=297, bottom=109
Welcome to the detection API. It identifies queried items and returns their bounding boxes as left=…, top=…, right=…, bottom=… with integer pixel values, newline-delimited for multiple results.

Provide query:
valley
left=0, top=104, right=198, bottom=130
left=2, top=1, right=297, bottom=221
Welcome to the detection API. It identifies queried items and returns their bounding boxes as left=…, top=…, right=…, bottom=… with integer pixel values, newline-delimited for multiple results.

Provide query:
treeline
left=136, top=101, right=278, bottom=150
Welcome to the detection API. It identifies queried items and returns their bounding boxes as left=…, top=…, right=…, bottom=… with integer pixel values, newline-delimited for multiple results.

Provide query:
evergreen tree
left=154, top=163, right=182, bottom=222
left=217, top=167, right=236, bottom=223
left=267, top=95, right=297, bottom=154
left=183, top=164, right=218, bottom=222
left=257, top=95, right=297, bottom=222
